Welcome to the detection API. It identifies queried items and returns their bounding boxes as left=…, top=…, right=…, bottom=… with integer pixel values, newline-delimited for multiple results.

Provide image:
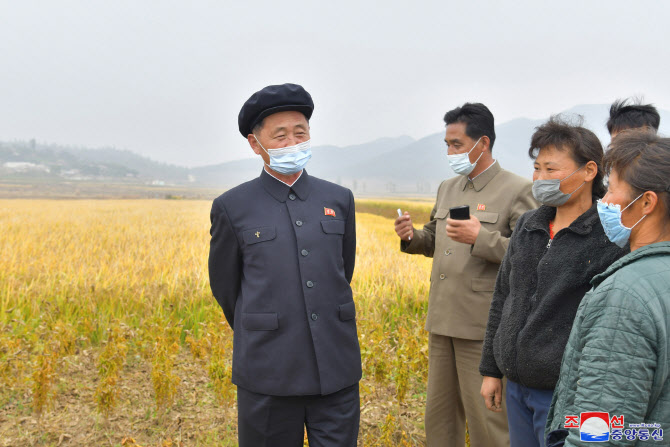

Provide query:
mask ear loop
left=566, top=180, right=586, bottom=196
left=563, top=165, right=587, bottom=195
left=467, top=136, right=483, bottom=154
left=621, top=193, right=646, bottom=230
left=253, top=134, right=269, bottom=155
left=253, top=134, right=273, bottom=170
left=622, top=193, right=644, bottom=212
left=471, top=151, right=484, bottom=166
left=468, top=137, right=484, bottom=165
left=560, top=165, right=584, bottom=182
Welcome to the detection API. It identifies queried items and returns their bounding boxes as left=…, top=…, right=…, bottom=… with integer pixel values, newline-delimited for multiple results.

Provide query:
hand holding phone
left=446, top=205, right=480, bottom=245
left=449, top=205, right=470, bottom=220
left=395, top=208, right=412, bottom=241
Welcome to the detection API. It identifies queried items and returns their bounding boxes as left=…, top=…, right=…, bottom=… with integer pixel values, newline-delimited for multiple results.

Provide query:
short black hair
left=606, top=98, right=660, bottom=135
left=444, top=103, right=496, bottom=152
left=528, top=115, right=607, bottom=198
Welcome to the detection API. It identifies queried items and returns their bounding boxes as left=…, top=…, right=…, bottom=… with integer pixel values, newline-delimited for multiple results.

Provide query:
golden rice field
left=0, top=198, right=452, bottom=446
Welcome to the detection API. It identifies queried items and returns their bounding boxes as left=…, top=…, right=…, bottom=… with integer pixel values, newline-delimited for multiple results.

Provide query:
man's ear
left=481, top=135, right=491, bottom=153
left=248, top=134, right=262, bottom=155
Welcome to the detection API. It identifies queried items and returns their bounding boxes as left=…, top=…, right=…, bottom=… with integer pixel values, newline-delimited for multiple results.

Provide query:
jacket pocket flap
left=242, top=312, right=279, bottom=330
left=321, top=219, right=345, bottom=234
left=472, top=277, right=496, bottom=292
left=338, top=301, right=356, bottom=321
left=242, top=226, right=276, bottom=245
left=434, top=208, right=449, bottom=219
left=476, top=211, right=499, bottom=224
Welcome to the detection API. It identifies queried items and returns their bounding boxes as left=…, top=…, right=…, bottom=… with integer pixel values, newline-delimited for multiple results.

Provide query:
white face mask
left=254, top=135, right=312, bottom=175
left=447, top=137, right=483, bottom=176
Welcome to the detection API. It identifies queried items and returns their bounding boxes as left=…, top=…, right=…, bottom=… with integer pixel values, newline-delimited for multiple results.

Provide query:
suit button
left=296, top=220, right=303, bottom=226
left=306, top=280, right=314, bottom=288
left=468, top=183, right=474, bottom=189
left=311, top=313, right=318, bottom=321
left=289, top=193, right=296, bottom=201
left=440, top=274, right=446, bottom=280
left=301, top=249, right=309, bottom=256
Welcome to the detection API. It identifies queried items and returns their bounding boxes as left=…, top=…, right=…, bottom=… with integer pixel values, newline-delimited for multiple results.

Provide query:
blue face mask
left=254, top=135, right=312, bottom=175
left=597, top=194, right=646, bottom=248
left=447, top=137, right=483, bottom=176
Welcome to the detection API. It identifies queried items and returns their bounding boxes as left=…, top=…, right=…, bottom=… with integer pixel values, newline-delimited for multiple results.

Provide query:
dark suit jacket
left=209, top=169, right=361, bottom=396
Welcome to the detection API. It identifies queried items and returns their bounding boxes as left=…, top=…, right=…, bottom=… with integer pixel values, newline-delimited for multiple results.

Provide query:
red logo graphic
left=564, top=414, right=625, bottom=429
left=324, top=207, right=336, bottom=217
left=477, top=203, right=486, bottom=211
left=580, top=412, right=610, bottom=442
left=611, top=415, right=625, bottom=429
left=564, top=416, right=580, bottom=428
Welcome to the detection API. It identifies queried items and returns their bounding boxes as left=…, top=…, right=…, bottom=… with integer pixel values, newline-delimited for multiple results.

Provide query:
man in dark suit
left=208, top=83, right=361, bottom=446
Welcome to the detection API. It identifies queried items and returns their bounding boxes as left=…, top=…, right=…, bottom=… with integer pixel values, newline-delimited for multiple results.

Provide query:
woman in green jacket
left=545, top=131, right=670, bottom=446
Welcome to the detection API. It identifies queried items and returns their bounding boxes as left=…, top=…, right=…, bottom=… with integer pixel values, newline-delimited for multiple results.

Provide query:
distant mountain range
left=0, top=140, right=192, bottom=185
left=2, top=104, right=669, bottom=196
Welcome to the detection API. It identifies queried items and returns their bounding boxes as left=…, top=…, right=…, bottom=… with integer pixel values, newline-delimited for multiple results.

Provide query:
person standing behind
left=209, top=83, right=361, bottom=447
left=607, top=98, right=660, bottom=138
left=395, top=103, right=537, bottom=447
left=479, top=117, right=627, bottom=447
left=545, top=131, right=670, bottom=447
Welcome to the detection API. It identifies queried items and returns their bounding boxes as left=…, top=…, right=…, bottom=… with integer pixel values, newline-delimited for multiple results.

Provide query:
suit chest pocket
left=434, top=208, right=449, bottom=220
left=242, top=226, right=277, bottom=246
left=320, top=219, right=345, bottom=263
left=321, top=219, right=345, bottom=235
left=241, top=226, right=277, bottom=268
left=475, top=211, right=499, bottom=225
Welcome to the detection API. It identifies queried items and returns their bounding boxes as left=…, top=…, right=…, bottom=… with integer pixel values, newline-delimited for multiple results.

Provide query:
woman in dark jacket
left=479, top=117, right=627, bottom=447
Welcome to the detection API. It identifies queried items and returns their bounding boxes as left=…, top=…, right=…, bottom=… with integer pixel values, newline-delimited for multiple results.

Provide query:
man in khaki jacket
left=395, top=103, right=537, bottom=447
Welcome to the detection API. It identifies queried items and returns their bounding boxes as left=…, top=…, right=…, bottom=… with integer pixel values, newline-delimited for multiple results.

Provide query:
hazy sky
left=1, top=1, right=669, bottom=167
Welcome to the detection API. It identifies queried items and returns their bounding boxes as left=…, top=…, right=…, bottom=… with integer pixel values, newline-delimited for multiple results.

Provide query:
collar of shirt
left=460, top=160, right=501, bottom=192
left=260, top=168, right=311, bottom=202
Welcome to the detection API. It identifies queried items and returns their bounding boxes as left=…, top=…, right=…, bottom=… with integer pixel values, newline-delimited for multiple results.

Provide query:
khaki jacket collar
left=460, top=160, right=501, bottom=192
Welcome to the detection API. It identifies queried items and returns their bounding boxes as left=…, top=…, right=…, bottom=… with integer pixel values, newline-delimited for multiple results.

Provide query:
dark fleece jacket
left=479, top=203, right=628, bottom=389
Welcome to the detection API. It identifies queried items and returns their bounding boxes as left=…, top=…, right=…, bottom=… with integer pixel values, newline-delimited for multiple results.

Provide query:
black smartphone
left=449, top=205, right=470, bottom=220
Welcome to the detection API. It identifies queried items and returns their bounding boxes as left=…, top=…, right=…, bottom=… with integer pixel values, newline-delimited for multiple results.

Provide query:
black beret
left=238, top=83, right=314, bottom=137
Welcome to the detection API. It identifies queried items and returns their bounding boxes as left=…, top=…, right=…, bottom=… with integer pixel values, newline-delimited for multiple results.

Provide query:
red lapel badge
left=324, top=207, right=336, bottom=217
left=477, top=204, right=486, bottom=211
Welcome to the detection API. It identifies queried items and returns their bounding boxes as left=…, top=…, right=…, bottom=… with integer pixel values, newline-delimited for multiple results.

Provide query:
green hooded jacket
left=546, top=242, right=670, bottom=446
